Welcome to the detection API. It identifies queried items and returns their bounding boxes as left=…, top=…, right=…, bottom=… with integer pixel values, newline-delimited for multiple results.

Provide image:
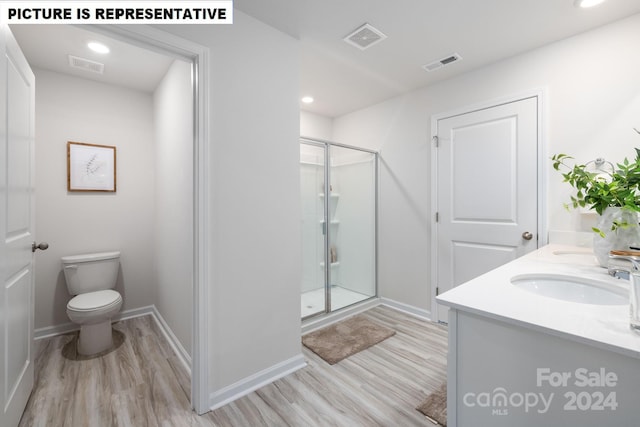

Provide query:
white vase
left=593, top=207, right=640, bottom=267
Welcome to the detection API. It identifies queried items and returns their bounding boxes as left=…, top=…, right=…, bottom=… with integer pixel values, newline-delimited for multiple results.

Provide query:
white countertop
left=436, top=244, right=640, bottom=360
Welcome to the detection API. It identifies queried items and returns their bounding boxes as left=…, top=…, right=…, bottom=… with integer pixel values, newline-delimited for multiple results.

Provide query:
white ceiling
left=10, top=25, right=174, bottom=93
left=236, top=0, right=640, bottom=117
left=9, top=2, right=640, bottom=117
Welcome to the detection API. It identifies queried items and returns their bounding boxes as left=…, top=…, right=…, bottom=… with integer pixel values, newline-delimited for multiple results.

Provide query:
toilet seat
left=68, top=289, right=121, bottom=311
left=67, top=289, right=122, bottom=313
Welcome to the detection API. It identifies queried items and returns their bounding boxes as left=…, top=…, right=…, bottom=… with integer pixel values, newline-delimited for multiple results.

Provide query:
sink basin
left=511, top=274, right=627, bottom=305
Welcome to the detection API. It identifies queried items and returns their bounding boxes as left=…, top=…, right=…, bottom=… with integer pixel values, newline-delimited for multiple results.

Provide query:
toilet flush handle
left=64, top=265, right=78, bottom=269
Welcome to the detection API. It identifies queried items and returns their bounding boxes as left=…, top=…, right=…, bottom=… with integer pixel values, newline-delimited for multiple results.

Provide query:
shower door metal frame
left=300, top=137, right=379, bottom=320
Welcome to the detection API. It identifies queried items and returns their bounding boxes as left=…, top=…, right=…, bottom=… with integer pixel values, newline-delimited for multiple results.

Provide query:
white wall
left=34, top=68, right=155, bottom=329
left=159, top=10, right=302, bottom=396
left=153, top=59, right=193, bottom=356
left=300, top=110, right=333, bottom=140
left=333, top=14, right=640, bottom=313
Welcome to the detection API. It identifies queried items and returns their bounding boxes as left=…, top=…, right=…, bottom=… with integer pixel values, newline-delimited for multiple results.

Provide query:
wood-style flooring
left=19, top=306, right=448, bottom=426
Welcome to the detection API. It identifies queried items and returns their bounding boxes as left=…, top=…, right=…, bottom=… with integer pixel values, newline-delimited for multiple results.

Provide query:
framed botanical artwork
left=67, top=141, right=116, bottom=192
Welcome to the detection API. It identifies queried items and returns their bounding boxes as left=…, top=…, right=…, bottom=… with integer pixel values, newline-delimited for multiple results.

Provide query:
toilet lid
left=68, top=290, right=121, bottom=311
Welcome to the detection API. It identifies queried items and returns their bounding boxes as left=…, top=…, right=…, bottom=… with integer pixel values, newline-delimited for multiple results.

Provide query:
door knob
left=522, top=232, right=533, bottom=241
left=32, top=242, right=49, bottom=252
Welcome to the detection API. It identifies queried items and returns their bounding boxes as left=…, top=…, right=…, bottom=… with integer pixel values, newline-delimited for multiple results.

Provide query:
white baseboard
left=149, top=306, right=192, bottom=373
left=33, top=305, right=192, bottom=375
left=34, top=321, right=80, bottom=340
left=115, top=305, right=156, bottom=321
left=300, top=297, right=434, bottom=335
left=379, top=297, right=432, bottom=321
left=34, top=305, right=156, bottom=340
left=209, top=354, right=307, bottom=411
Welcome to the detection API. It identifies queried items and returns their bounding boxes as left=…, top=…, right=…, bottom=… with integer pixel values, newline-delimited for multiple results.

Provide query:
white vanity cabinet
left=438, top=245, right=640, bottom=426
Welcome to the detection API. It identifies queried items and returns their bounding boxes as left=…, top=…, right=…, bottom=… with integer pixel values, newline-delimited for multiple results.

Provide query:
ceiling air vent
left=343, top=23, right=387, bottom=50
left=68, top=55, right=104, bottom=74
left=422, top=53, right=462, bottom=72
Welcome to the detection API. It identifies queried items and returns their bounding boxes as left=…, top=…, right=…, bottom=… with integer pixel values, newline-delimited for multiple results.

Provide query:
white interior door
left=434, top=96, right=539, bottom=322
left=1, top=24, right=36, bottom=427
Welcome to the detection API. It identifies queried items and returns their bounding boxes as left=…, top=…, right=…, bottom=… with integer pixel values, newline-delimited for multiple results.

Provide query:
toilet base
left=77, top=320, right=114, bottom=355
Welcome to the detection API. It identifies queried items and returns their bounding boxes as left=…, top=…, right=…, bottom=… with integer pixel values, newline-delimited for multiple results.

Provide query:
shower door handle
left=322, top=222, right=326, bottom=235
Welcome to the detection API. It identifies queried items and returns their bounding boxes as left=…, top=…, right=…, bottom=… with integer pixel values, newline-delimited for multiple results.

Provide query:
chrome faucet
left=609, top=250, right=640, bottom=331
left=608, top=252, right=637, bottom=280
left=608, top=266, right=631, bottom=280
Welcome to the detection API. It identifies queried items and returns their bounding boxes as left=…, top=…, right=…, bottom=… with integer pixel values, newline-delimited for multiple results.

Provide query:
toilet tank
left=61, top=251, right=121, bottom=295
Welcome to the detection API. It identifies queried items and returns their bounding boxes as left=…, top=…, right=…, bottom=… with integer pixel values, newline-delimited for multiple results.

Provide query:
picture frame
left=67, top=141, right=116, bottom=192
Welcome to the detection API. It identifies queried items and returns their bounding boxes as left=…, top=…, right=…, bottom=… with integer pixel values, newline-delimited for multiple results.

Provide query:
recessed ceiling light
left=88, top=42, right=110, bottom=54
left=301, top=96, right=314, bottom=104
left=574, top=0, right=607, bottom=8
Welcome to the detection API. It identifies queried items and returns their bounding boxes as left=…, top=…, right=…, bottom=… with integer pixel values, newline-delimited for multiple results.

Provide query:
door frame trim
left=429, top=89, right=548, bottom=322
left=76, top=24, right=210, bottom=414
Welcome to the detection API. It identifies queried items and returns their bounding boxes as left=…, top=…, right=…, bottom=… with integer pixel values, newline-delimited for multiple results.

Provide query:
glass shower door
left=300, top=142, right=327, bottom=318
left=328, top=145, right=377, bottom=311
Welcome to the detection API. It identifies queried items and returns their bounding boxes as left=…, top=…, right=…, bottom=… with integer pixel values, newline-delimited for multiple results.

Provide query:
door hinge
left=432, top=135, right=439, bottom=147
left=436, top=286, right=439, bottom=296
left=435, top=212, right=439, bottom=222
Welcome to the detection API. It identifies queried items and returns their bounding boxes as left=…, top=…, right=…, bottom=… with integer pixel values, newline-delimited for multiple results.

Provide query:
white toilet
left=61, top=251, right=123, bottom=355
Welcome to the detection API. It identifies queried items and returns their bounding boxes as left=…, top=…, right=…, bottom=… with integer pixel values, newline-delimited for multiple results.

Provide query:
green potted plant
left=551, top=131, right=640, bottom=266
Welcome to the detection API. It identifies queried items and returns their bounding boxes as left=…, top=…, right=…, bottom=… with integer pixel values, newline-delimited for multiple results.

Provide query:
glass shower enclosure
left=300, top=138, right=377, bottom=319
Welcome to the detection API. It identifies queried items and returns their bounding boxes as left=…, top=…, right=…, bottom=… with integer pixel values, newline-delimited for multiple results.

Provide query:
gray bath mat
left=417, top=382, right=447, bottom=426
left=302, top=315, right=395, bottom=365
